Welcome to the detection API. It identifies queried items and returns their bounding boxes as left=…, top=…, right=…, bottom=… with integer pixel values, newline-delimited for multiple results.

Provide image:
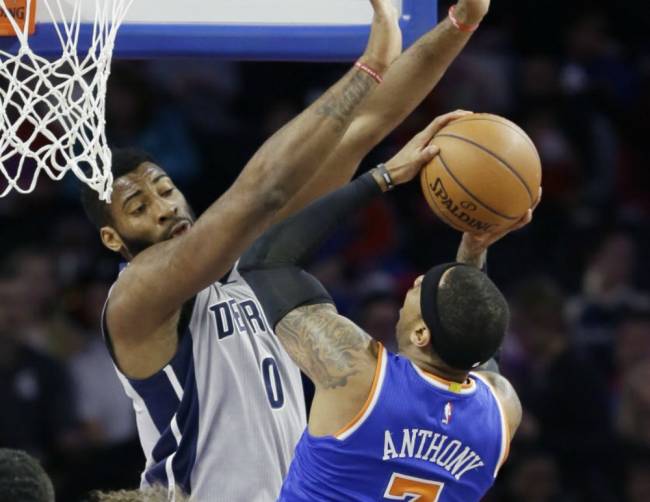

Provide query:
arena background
left=1, top=0, right=649, bottom=500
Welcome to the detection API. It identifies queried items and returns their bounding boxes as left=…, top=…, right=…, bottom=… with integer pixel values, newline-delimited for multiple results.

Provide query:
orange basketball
left=420, top=113, right=541, bottom=234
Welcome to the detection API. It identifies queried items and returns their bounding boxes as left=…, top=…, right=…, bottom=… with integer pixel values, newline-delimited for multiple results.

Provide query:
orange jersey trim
left=334, top=343, right=385, bottom=439
left=498, top=411, right=512, bottom=469
left=421, top=369, right=475, bottom=391
left=471, top=372, right=512, bottom=476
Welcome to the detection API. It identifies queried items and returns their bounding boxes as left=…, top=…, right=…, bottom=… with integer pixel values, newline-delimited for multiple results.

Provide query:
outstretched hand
left=381, top=110, right=473, bottom=188
left=362, top=0, right=402, bottom=73
left=457, top=188, right=543, bottom=266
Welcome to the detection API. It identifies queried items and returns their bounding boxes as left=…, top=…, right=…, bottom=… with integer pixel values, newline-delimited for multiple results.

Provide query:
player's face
left=395, top=275, right=425, bottom=348
left=395, top=269, right=454, bottom=350
left=103, top=162, right=195, bottom=258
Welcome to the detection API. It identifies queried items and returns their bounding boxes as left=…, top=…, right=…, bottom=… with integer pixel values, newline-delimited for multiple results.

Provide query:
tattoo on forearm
left=317, top=70, right=375, bottom=131
left=277, top=304, right=371, bottom=389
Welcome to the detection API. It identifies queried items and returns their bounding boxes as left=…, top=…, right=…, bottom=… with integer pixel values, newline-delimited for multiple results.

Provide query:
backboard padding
left=1, top=0, right=437, bottom=60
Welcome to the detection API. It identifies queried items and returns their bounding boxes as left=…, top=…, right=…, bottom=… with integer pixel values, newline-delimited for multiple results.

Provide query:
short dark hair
left=0, top=449, right=54, bottom=502
left=80, top=148, right=155, bottom=229
left=436, top=266, right=510, bottom=369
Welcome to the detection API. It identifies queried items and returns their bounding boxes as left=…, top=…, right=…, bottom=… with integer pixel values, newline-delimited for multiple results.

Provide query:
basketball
left=420, top=113, right=541, bottom=234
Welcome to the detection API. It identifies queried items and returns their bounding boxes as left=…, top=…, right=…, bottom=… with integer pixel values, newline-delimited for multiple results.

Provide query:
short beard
left=120, top=206, right=197, bottom=260
left=121, top=235, right=156, bottom=259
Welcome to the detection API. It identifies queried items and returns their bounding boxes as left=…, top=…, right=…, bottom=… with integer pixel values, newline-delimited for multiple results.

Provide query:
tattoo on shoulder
left=277, top=304, right=372, bottom=389
left=316, top=71, right=375, bottom=132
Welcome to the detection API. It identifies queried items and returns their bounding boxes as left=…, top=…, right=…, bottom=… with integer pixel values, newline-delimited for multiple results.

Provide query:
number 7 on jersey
left=384, top=472, right=445, bottom=502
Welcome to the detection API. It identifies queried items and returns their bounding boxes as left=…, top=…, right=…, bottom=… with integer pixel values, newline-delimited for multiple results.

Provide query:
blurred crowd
left=1, top=0, right=649, bottom=500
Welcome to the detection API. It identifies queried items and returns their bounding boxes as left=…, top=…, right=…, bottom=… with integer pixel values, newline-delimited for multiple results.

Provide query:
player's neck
left=400, top=346, right=469, bottom=384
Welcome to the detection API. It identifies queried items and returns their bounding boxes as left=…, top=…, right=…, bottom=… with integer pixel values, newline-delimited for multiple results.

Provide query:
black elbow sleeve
left=240, top=266, right=334, bottom=330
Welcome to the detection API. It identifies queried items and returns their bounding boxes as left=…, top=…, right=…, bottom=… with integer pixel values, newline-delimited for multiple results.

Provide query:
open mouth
left=169, top=220, right=191, bottom=238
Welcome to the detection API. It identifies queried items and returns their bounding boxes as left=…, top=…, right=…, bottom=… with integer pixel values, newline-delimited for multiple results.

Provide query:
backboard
left=0, top=0, right=437, bottom=60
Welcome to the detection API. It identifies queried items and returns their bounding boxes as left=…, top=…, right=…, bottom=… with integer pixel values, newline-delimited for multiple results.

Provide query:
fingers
left=512, top=188, right=541, bottom=230
left=419, top=145, right=440, bottom=164
left=409, top=145, right=440, bottom=173
left=531, top=187, right=543, bottom=211
left=420, top=109, right=473, bottom=142
left=463, top=185, right=539, bottom=247
left=519, top=209, right=533, bottom=227
left=508, top=187, right=541, bottom=231
left=505, top=207, right=533, bottom=234
left=434, top=109, right=474, bottom=128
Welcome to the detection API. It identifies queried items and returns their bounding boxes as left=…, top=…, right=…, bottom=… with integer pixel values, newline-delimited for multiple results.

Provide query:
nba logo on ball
left=420, top=113, right=542, bottom=234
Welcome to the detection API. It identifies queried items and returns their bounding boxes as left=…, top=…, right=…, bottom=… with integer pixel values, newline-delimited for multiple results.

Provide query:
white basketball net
left=0, top=0, right=133, bottom=201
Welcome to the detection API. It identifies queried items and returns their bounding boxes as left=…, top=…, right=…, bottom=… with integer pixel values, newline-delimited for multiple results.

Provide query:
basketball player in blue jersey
left=79, top=0, right=492, bottom=498
left=240, top=122, right=539, bottom=501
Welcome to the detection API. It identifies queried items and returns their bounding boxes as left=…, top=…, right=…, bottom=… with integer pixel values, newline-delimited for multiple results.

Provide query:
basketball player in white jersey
left=80, top=0, right=491, bottom=499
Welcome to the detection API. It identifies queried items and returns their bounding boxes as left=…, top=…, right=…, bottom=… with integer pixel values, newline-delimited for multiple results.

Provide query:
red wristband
left=354, top=61, right=383, bottom=84
left=448, top=5, right=480, bottom=33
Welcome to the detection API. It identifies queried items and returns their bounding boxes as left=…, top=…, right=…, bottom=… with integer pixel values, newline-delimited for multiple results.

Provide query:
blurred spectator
left=354, top=272, right=400, bottom=351
left=503, top=449, right=571, bottom=502
left=56, top=279, right=141, bottom=500
left=106, top=63, right=201, bottom=186
left=568, top=232, right=649, bottom=374
left=147, top=60, right=242, bottom=138
left=624, top=451, right=650, bottom=502
left=615, top=310, right=650, bottom=378
left=506, top=277, right=615, bottom=498
left=0, top=275, right=78, bottom=464
left=6, top=249, right=59, bottom=352
left=66, top=279, right=136, bottom=446
left=617, top=361, right=650, bottom=448
left=523, top=108, right=580, bottom=205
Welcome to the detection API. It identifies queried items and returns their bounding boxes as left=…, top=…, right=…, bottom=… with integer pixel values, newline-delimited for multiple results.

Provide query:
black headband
left=420, top=262, right=487, bottom=370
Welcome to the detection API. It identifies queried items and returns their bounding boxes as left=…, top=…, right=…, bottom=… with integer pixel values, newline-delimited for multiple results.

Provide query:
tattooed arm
left=106, top=0, right=400, bottom=367
left=269, top=0, right=401, bottom=224
left=277, top=304, right=376, bottom=389
left=238, top=114, right=471, bottom=433
left=273, top=0, right=490, bottom=222
left=277, top=304, right=380, bottom=436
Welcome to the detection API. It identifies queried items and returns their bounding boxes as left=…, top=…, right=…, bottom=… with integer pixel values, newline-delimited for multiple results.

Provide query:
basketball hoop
left=0, top=0, right=133, bottom=201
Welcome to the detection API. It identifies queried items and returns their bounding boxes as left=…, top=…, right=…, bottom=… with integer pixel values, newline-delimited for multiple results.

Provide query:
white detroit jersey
left=103, top=264, right=306, bottom=501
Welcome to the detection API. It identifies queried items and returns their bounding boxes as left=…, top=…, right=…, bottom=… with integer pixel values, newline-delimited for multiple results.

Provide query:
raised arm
left=107, top=0, right=401, bottom=341
left=455, top=188, right=542, bottom=269
left=239, top=111, right=470, bottom=329
left=239, top=113, right=465, bottom=434
left=275, top=0, right=491, bottom=221
left=455, top=189, right=542, bottom=439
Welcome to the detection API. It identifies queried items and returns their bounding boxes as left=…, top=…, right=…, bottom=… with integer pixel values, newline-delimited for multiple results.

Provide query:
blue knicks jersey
left=279, top=346, right=510, bottom=502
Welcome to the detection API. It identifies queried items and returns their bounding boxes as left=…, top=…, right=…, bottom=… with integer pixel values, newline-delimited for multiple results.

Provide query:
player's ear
left=100, top=226, right=124, bottom=254
left=410, top=322, right=431, bottom=348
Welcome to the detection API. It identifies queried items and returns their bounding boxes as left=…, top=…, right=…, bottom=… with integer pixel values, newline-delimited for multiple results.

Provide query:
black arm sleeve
left=239, top=172, right=382, bottom=328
